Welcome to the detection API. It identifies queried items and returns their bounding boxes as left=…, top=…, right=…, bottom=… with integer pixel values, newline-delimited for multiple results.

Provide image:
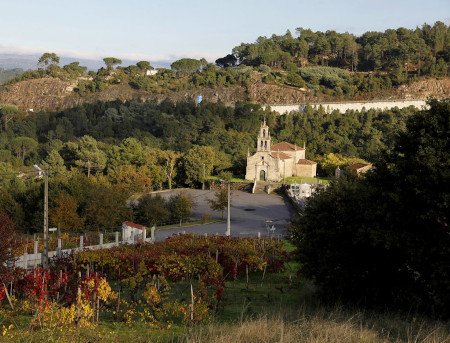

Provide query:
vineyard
left=0, top=235, right=288, bottom=339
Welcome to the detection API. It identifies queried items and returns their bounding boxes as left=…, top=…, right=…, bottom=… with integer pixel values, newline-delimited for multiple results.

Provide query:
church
left=245, top=120, right=317, bottom=182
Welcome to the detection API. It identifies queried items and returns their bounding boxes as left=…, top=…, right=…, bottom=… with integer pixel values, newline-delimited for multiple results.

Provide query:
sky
left=0, top=0, right=449, bottom=64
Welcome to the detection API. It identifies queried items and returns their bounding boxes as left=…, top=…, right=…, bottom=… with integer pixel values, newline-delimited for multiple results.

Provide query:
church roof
left=270, top=152, right=291, bottom=160
left=271, top=142, right=304, bottom=152
left=297, top=159, right=316, bottom=165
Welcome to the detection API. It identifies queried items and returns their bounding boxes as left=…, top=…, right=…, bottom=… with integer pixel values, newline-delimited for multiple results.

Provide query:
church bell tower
left=257, top=118, right=271, bottom=152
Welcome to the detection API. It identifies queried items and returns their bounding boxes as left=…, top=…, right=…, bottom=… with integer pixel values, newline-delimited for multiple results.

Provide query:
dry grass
left=185, top=307, right=450, bottom=343
left=6, top=306, right=450, bottom=343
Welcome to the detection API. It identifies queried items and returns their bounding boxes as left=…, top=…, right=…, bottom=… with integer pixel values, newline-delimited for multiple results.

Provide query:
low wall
left=265, top=99, right=427, bottom=115
left=14, top=233, right=154, bottom=270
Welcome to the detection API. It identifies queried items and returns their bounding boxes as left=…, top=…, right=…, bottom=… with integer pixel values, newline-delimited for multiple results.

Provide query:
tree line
left=1, top=100, right=417, bottom=174
left=3, top=22, right=448, bottom=100
left=0, top=99, right=421, bottom=233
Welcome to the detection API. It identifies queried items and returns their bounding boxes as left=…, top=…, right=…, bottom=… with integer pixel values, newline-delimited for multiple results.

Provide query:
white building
left=122, top=221, right=146, bottom=242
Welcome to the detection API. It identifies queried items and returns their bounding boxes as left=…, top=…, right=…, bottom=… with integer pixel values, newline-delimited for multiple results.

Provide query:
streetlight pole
left=226, top=181, right=231, bottom=236
left=34, top=165, right=49, bottom=269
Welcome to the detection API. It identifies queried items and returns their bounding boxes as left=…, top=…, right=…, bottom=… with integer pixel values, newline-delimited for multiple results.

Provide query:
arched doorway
left=259, top=169, right=266, bottom=181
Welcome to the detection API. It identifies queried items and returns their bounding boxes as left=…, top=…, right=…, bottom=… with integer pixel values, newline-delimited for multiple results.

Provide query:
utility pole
left=226, top=181, right=231, bottom=236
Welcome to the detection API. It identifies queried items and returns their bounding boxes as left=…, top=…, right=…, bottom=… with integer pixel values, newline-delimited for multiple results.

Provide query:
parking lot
left=155, top=189, right=294, bottom=241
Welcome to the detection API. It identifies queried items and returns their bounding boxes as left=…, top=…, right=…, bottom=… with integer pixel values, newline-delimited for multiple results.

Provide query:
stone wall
left=296, top=163, right=317, bottom=178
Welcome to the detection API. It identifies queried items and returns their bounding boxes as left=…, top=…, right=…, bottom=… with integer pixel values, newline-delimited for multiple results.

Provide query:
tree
left=75, top=135, right=106, bottom=177
left=134, top=194, right=170, bottom=227
left=62, top=61, right=87, bottom=76
left=182, top=145, right=216, bottom=186
left=10, top=136, right=38, bottom=162
left=215, top=54, right=238, bottom=68
left=158, top=150, right=181, bottom=189
left=42, top=150, right=66, bottom=176
left=103, top=57, right=122, bottom=69
left=171, top=58, right=207, bottom=74
left=136, top=61, right=152, bottom=70
left=290, top=99, right=450, bottom=315
left=108, top=164, right=152, bottom=193
left=84, top=184, right=132, bottom=231
left=0, top=212, right=18, bottom=283
left=0, top=103, right=19, bottom=130
left=168, top=193, right=193, bottom=224
left=50, top=193, right=84, bottom=232
left=208, top=188, right=228, bottom=219
left=38, top=52, right=60, bottom=68
left=0, top=190, right=24, bottom=228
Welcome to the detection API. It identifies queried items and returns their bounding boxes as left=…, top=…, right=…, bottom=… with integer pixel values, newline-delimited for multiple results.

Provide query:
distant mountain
left=0, top=53, right=171, bottom=71
left=0, top=67, right=24, bottom=84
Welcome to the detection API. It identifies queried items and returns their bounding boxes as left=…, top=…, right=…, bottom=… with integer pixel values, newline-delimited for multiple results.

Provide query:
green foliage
left=133, top=194, right=170, bottom=227
left=0, top=68, right=23, bottom=84
left=75, top=135, right=107, bottom=177
left=103, top=57, right=122, bottom=69
left=215, top=54, right=238, bottom=68
left=317, top=153, right=368, bottom=176
left=290, top=99, right=450, bottom=316
left=182, top=145, right=228, bottom=187
left=171, top=58, right=208, bottom=74
left=38, top=52, right=60, bottom=68
left=136, top=60, right=151, bottom=70
left=167, top=193, right=193, bottom=224
left=285, top=71, right=305, bottom=87
left=208, top=188, right=228, bottom=219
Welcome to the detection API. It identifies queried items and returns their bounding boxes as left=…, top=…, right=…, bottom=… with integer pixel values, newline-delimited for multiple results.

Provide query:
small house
left=122, top=221, right=146, bottom=242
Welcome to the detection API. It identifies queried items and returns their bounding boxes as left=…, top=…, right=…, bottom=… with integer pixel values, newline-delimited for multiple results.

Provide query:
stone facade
left=245, top=120, right=317, bottom=181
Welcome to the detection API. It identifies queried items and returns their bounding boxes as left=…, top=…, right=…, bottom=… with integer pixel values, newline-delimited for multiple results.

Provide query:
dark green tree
left=103, top=57, right=122, bottom=69
left=290, top=99, right=450, bottom=316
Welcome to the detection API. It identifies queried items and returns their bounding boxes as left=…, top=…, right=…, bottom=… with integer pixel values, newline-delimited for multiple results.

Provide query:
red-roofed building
left=245, top=119, right=316, bottom=181
left=122, top=221, right=146, bottom=242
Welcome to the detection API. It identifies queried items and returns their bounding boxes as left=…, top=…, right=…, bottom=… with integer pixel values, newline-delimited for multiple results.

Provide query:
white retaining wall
left=265, top=99, right=427, bottom=115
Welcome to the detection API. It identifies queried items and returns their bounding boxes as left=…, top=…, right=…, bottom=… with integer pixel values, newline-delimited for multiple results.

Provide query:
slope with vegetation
left=0, top=22, right=449, bottom=112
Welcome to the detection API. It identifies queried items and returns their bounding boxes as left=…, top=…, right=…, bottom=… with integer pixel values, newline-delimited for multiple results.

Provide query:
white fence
left=14, top=229, right=155, bottom=270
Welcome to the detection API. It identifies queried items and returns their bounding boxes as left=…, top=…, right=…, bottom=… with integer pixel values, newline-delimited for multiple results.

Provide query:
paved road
left=154, top=189, right=294, bottom=241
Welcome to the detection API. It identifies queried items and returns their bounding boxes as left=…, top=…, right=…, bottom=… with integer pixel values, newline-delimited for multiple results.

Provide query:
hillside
left=0, top=75, right=449, bottom=112
left=1, top=21, right=448, bottom=112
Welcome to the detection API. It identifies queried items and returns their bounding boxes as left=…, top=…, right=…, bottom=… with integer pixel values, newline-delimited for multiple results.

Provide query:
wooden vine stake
left=246, top=265, right=249, bottom=288
left=191, top=283, right=195, bottom=321
left=261, top=264, right=267, bottom=287
left=2, top=283, right=14, bottom=310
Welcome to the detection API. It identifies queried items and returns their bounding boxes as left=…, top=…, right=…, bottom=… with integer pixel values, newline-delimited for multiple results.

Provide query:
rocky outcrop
left=0, top=76, right=448, bottom=113
left=397, top=77, right=450, bottom=99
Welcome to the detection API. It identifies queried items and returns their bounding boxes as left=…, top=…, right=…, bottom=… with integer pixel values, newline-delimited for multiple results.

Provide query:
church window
left=264, top=141, right=267, bottom=149
left=263, top=129, right=265, bottom=137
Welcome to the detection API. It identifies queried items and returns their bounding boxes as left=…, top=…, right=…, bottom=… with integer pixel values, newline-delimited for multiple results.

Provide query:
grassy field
left=2, top=241, right=449, bottom=343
